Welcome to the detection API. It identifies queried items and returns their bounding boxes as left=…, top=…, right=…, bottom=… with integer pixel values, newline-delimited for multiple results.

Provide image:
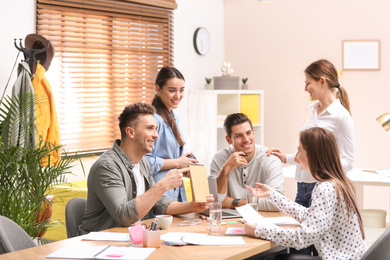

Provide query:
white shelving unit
left=187, top=89, right=264, bottom=173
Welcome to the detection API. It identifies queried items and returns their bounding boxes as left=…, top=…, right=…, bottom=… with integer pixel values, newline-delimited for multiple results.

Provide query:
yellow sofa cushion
left=183, top=177, right=192, bottom=202
left=43, top=180, right=87, bottom=241
left=44, top=178, right=193, bottom=241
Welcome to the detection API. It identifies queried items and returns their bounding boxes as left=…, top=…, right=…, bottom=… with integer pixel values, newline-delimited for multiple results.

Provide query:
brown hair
left=118, top=102, right=155, bottom=139
left=152, top=67, right=185, bottom=146
left=300, top=127, right=364, bottom=239
left=305, top=59, right=351, bottom=115
left=223, top=113, right=253, bottom=138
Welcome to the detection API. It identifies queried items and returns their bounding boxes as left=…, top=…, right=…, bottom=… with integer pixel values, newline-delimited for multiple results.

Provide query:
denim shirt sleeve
left=145, top=112, right=182, bottom=176
left=145, top=152, right=165, bottom=176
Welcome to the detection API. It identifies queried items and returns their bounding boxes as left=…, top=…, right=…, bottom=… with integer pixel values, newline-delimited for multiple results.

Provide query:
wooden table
left=284, top=165, right=390, bottom=212
left=0, top=212, right=287, bottom=260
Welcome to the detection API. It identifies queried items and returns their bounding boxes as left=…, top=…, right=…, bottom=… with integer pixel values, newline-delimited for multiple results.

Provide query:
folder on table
left=189, top=164, right=210, bottom=202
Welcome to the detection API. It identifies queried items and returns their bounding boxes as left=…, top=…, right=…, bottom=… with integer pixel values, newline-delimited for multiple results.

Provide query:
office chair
left=65, top=197, right=87, bottom=238
left=0, top=215, right=37, bottom=254
left=360, top=225, right=390, bottom=260
left=273, top=254, right=321, bottom=260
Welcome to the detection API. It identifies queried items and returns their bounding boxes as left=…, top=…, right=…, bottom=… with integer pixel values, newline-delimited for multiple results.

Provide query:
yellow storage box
left=43, top=180, right=87, bottom=241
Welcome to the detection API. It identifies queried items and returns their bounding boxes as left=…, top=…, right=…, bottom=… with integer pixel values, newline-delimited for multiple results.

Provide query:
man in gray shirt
left=80, top=102, right=212, bottom=233
left=210, top=113, right=284, bottom=211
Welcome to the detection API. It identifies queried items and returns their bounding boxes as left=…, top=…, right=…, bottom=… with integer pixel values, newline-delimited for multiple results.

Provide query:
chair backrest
left=65, top=197, right=87, bottom=238
left=360, top=225, right=390, bottom=259
left=0, top=215, right=36, bottom=254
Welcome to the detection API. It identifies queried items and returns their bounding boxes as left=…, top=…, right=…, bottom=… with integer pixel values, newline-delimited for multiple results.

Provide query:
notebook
left=189, top=164, right=210, bottom=202
left=199, top=176, right=242, bottom=219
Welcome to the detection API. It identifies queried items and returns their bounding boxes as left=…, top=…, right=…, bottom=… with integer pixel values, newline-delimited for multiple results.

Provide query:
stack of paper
left=236, top=204, right=300, bottom=226
left=46, top=245, right=155, bottom=259
left=82, top=232, right=130, bottom=241
left=161, top=232, right=246, bottom=246
left=225, top=227, right=247, bottom=236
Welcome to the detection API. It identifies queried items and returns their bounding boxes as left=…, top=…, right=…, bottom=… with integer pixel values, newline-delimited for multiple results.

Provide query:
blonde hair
left=305, top=59, right=351, bottom=115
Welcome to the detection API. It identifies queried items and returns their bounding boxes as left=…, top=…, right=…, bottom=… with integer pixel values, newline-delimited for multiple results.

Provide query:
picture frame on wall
left=342, top=40, right=381, bottom=71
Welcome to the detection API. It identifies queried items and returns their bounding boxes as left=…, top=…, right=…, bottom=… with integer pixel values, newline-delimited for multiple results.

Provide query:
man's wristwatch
left=232, top=199, right=240, bottom=207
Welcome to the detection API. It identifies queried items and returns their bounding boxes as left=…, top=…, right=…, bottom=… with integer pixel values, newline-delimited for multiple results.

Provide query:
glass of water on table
left=209, top=202, right=222, bottom=235
left=246, top=194, right=258, bottom=211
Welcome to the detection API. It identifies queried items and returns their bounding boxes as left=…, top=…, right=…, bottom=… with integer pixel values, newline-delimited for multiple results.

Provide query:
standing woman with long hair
left=145, top=67, right=198, bottom=202
left=246, top=127, right=367, bottom=260
left=267, top=59, right=354, bottom=254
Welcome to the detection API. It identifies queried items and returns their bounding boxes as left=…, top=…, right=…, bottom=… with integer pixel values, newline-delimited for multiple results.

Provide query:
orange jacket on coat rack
left=32, top=62, right=60, bottom=165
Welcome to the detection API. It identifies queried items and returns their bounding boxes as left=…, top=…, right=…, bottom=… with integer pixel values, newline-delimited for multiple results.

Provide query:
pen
left=151, top=220, right=156, bottom=230
left=92, top=245, right=111, bottom=258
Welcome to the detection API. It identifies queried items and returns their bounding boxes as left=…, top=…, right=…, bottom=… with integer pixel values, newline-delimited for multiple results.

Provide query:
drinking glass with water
left=209, top=202, right=222, bottom=235
left=246, top=194, right=258, bottom=211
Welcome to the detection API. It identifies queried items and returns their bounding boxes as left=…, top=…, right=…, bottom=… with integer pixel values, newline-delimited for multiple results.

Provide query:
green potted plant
left=205, top=77, right=213, bottom=90
left=0, top=93, right=83, bottom=243
left=241, top=77, right=249, bottom=90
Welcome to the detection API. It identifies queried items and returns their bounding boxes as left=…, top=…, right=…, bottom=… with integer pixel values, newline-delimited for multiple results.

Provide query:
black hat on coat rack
left=14, top=34, right=55, bottom=75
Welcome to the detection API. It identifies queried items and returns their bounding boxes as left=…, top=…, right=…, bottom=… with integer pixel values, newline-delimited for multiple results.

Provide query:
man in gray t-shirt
left=210, top=113, right=284, bottom=211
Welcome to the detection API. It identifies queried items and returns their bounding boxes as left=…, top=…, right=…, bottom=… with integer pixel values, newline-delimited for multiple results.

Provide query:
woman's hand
left=244, top=222, right=258, bottom=237
left=266, top=148, right=287, bottom=163
left=176, top=152, right=199, bottom=168
left=246, top=183, right=273, bottom=199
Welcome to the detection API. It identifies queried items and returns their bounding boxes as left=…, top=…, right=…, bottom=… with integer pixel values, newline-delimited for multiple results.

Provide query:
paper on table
left=82, top=232, right=130, bottom=241
left=236, top=204, right=300, bottom=226
left=225, top=227, right=247, bottom=236
left=46, top=245, right=155, bottom=259
left=235, top=204, right=265, bottom=224
left=161, top=232, right=245, bottom=246
left=94, top=246, right=155, bottom=260
left=375, top=170, right=390, bottom=177
left=47, top=245, right=108, bottom=259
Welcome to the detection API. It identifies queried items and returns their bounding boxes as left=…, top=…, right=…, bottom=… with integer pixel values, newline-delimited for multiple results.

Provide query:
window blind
left=36, top=0, right=175, bottom=153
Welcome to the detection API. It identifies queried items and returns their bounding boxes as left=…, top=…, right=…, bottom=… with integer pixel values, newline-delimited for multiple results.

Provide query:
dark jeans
left=295, top=182, right=316, bottom=208
left=264, top=182, right=318, bottom=260
left=290, top=182, right=317, bottom=256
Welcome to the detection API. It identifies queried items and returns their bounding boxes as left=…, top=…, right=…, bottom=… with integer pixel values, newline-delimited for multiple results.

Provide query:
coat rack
left=14, top=38, right=50, bottom=75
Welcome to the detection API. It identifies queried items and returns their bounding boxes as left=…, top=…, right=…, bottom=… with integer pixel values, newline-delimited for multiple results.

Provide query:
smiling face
left=156, top=77, right=185, bottom=110
left=295, top=141, right=309, bottom=171
left=131, top=114, right=158, bottom=155
left=304, top=74, right=325, bottom=101
left=226, top=121, right=255, bottom=155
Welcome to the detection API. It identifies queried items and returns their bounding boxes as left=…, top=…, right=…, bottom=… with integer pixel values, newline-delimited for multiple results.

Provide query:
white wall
left=0, top=0, right=35, bottom=98
left=224, top=0, right=390, bottom=170
left=173, top=0, right=225, bottom=144
left=224, top=0, right=390, bottom=214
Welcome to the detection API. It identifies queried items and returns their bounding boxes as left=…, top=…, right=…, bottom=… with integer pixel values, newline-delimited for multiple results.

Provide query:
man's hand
left=221, top=151, right=248, bottom=173
left=188, top=194, right=214, bottom=213
left=217, top=152, right=248, bottom=195
left=159, top=168, right=189, bottom=190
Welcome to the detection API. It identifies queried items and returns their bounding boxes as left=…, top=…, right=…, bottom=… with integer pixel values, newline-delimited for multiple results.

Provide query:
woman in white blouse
left=246, top=127, right=366, bottom=260
left=267, top=59, right=354, bottom=255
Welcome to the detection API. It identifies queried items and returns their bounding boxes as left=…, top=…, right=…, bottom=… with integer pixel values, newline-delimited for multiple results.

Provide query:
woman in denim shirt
left=145, top=67, right=198, bottom=201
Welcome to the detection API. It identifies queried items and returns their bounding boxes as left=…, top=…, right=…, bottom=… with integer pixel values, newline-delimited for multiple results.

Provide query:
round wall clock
left=193, top=27, right=210, bottom=55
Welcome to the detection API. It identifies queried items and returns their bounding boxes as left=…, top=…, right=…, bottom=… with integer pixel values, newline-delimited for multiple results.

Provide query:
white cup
left=246, top=194, right=258, bottom=211
left=209, top=202, right=222, bottom=235
left=155, top=215, right=173, bottom=229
